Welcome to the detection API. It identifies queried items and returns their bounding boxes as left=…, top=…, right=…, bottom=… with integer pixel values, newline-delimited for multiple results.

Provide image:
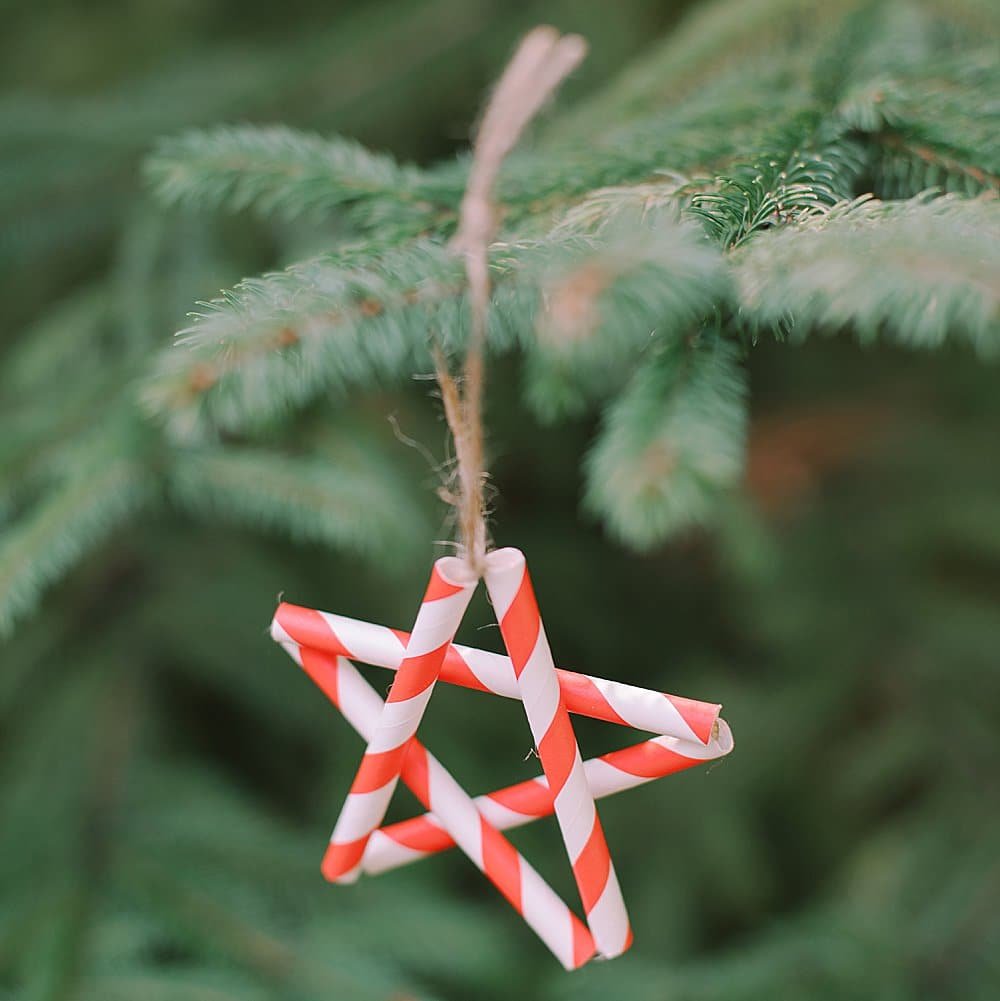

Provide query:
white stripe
left=271, top=618, right=294, bottom=645
left=362, top=829, right=439, bottom=875
left=553, top=760, right=595, bottom=861
left=364, top=689, right=435, bottom=753
left=584, top=757, right=648, bottom=798
left=334, top=658, right=386, bottom=738
left=405, top=586, right=474, bottom=657
left=425, top=759, right=485, bottom=869
left=279, top=640, right=303, bottom=666
left=518, top=634, right=562, bottom=734
left=331, top=861, right=363, bottom=884
left=589, top=675, right=699, bottom=742
left=518, top=866, right=578, bottom=970
left=483, top=548, right=526, bottom=620
left=586, top=868, right=630, bottom=958
left=460, top=646, right=518, bottom=694
left=330, top=784, right=396, bottom=842
left=320, top=612, right=405, bottom=665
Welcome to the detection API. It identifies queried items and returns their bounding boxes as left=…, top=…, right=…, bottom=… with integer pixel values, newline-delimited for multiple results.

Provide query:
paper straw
left=484, top=547, right=631, bottom=960
left=287, top=642, right=596, bottom=969
left=276, top=628, right=733, bottom=874
left=321, top=557, right=477, bottom=884
left=363, top=721, right=734, bottom=874
left=272, top=604, right=719, bottom=744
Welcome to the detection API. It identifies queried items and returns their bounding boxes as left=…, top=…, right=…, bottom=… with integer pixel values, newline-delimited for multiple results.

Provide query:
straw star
left=271, top=548, right=732, bottom=969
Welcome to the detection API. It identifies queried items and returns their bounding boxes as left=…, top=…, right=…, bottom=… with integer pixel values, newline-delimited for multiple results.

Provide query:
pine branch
left=144, top=227, right=731, bottom=437
left=525, top=211, right=730, bottom=420
left=500, top=84, right=809, bottom=221
left=167, top=443, right=428, bottom=561
left=833, top=49, right=1000, bottom=197
left=871, top=132, right=1000, bottom=199
left=733, top=194, right=1000, bottom=352
left=0, top=446, right=152, bottom=636
left=141, top=240, right=467, bottom=438
left=584, top=334, right=747, bottom=548
left=551, top=0, right=856, bottom=132
left=146, top=125, right=456, bottom=233
left=690, top=120, right=866, bottom=248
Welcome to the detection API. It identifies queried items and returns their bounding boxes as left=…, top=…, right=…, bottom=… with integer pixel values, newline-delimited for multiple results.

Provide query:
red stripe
left=500, top=573, right=540, bottom=673
left=441, top=648, right=492, bottom=692
left=572, top=819, right=611, bottom=913
left=423, top=566, right=466, bottom=602
left=381, top=818, right=455, bottom=854
left=277, top=604, right=352, bottom=656
left=401, top=742, right=430, bottom=806
left=557, top=672, right=628, bottom=726
left=487, top=779, right=553, bottom=817
left=321, top=836, right=367, bottom=881
left=350, top=746, right=406, bottom=794
left=537, top=711, right=579, bottom=797
left=572, top=917, right=597, bottom=968
left=480, top=819, right=523, bottom=912
left=666, top=694, right=720, bottom=744
left=601, top=740, right=698, bottom=780
left=298, top=647, right=340, bottom=707
left=387, top=643, right=449, bottom=702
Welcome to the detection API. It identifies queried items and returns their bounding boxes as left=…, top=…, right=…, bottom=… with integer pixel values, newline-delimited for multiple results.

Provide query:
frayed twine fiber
left=434, top=26, right=587, bottom=576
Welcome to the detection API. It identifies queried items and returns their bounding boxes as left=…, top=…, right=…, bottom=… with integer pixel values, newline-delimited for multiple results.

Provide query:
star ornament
left=271, top=548, right=733, bottom=969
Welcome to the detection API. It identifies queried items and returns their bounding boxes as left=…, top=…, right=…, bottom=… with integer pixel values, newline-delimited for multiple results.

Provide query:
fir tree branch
left=146, top=125, right=457, bottom=232
left=525, top=211, right=730, bottom=420
left=551, top=0, right=857, bottom=131
left=142, top=240, right=468, bottom=438
left=167, top=444, right=428, bottom=561
left=145, top=221, right=734, bottom=437
left=871, top=132, right=1000, bottom=199
left=0, top=451, right=153, bottom=636
left=584, top=334, right=747, bottom=547
left=733, top=194, right=1000, bottom=352
left=499, top=84, right=810, bottom=222
left=690, top=121, right=866, bottom=248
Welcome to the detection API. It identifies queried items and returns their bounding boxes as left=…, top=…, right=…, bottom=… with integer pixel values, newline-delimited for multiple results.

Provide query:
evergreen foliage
left=134, top=0, right=999, bottom=558
left=585, top=335, right=747, bottom=546
left=3, top=1, right=1000, bottom=999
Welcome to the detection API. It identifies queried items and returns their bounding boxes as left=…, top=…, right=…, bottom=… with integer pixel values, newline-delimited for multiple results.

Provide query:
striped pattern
left=272, top=605, right=719, bottom=744
left=286, top=642, right=595, bottom=969
left=321, top=557, right=476, bottom=883
left=363, top=721, right=734, bottom=874
left=271, top=548, right=733, bottom=967
left=483, top=548, right=630, bottom=959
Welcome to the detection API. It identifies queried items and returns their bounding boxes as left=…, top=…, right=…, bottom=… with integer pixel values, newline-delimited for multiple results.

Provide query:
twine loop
left=434, top=26, right=587, bottom=575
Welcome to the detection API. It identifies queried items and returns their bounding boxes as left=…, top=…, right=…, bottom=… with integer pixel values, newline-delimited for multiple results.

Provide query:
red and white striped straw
left=272, top=604, right=719, bottom=743
left=321, top=557, right=477, bottom=884
left=362, top=721, right=734, bottom=874
left=484, top=548, right=631, bottom=960
left=286, top=642, right=596, bottom=969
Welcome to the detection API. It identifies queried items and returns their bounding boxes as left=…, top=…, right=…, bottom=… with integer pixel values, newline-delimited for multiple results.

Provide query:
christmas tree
left=3, top=0, right=999, bottom=998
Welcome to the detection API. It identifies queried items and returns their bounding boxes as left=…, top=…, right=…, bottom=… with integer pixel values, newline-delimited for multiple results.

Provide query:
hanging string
left=434, top=26, right=587, bottom=575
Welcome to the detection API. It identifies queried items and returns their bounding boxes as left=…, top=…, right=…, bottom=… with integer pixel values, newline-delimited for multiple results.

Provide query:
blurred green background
left=3, top=1, right=999, bottom=999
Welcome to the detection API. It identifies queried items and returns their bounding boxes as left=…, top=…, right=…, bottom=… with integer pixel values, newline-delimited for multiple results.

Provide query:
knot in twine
left=435, top=26, right=586, bottom=576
